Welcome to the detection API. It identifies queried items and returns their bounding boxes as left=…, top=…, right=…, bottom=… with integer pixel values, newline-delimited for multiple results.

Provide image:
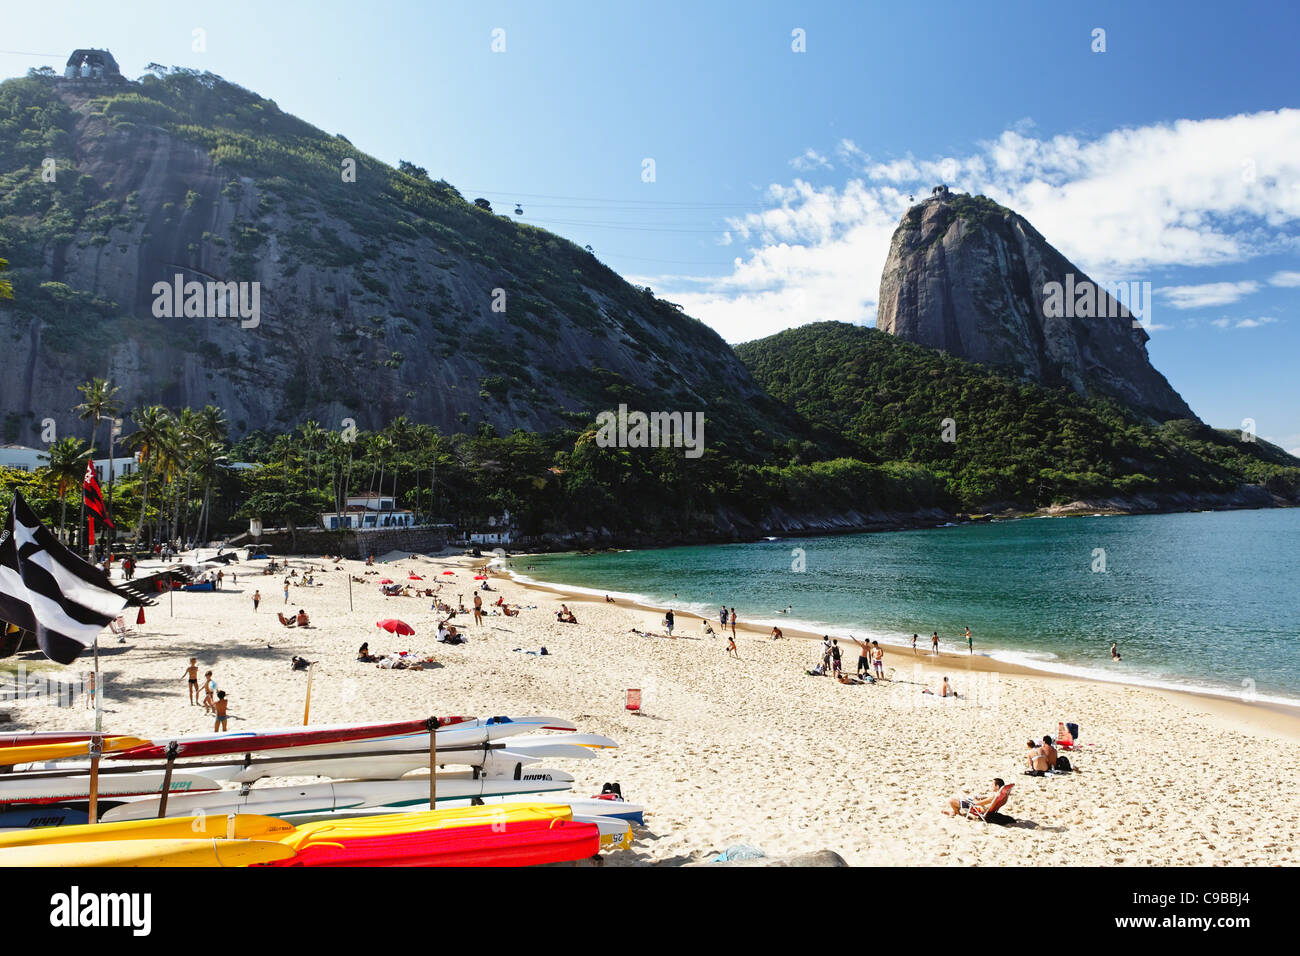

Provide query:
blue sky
left=3, top=0, right=1298, bottom=448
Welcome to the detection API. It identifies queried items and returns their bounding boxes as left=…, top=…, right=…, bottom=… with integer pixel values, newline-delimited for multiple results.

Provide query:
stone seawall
left=252, top=527, right=448, bottom=558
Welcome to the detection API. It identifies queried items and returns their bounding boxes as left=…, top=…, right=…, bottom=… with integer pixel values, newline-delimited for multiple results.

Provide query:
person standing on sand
left=854, top=638, right=871, bottom=678
left=473, top=592, right=483, bottom=626
left=283, top=579, right=290, bottom=604
left=213, top=691, right=229, bottom=732
left=216, top=568, right=223, bottom=590
left=932, top=632, right=939, bottom=656
left=201, top=671, right=216, bottom=713
left=184, top=658, right=200, bottom=704
left=252, top=589, right=261, bottom=612
left=966, top=627, right=973, bottom=655
left=720, top=606, right=728, bottom=631
left=665, top=609, right=675, bottom=638
left=912, top=633, right=918, bottom=655
left=729, top=608, right=737, bottom=639
left=830, top=639, right=842, bottom=675
left=873, top=641, right=885, bottom=679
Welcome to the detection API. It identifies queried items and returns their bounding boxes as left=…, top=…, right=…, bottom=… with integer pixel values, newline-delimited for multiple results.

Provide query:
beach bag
left=1055, top=755, right=1072, bottom=773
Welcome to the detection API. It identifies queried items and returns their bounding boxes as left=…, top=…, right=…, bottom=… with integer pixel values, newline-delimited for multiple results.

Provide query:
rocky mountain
left=0, top=65, right=797, bottom=452
left=876, top=188, right=1194, bottom=421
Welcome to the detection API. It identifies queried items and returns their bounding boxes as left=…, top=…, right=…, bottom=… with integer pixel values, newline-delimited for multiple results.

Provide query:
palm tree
left=45, top=437, right=93, bottom=543
left=192, top=438, right=230, bottom=545
left=74, top=378, right=123, bottom=531
left=123, top=405, right=173, bottom=548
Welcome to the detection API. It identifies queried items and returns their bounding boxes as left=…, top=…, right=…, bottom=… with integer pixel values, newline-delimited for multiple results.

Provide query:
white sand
left=5, top=551, right=1298, bottom=866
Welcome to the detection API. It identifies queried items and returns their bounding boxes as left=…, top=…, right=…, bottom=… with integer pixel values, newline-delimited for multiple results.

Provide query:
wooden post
left=156, top=741, right=178, bottom=819
left=169, top=575, right=174, bottom=617
left=427, top=716, right=440, bottom=811
left=302, top=662, right=316, bottom=726
left=87, top=736, right=102, bottom=825
left=347, top=571, right=353, bottom=612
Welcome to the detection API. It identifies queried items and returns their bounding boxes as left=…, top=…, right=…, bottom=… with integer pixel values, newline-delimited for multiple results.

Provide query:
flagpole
left=93, top=636, right=102, bottom=733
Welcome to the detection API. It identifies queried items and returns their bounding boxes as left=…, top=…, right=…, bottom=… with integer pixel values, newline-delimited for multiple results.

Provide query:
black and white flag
left=0, top=492, right=128, bottom=664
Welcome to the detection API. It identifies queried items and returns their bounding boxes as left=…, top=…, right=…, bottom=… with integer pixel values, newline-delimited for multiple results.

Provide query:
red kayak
left=266, top=819, right=601, bottom=867
left=0, top=733, right=102, bottom=748
left=109, top=717, right=475, bottom=761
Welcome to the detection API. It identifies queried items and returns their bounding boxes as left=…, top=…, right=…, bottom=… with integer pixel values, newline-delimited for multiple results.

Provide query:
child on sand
left=201, top=671, right=216, bottom=713
left=726, top=633, right=738, bottom=658
left=184, top=658, right=200, bottom=704
left=213, top=691, right=229, bottom=732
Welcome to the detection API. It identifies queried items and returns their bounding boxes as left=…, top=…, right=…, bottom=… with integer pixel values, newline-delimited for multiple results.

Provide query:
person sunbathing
left=277, top=611, right=296, bottom=627
left=357, top=642, right=377, bottom=663
left=296, top=609, right=310, bottom=627
left=1025, top=735, right=1057, bottom=774
left=944, top=778, right=1007, bottom=817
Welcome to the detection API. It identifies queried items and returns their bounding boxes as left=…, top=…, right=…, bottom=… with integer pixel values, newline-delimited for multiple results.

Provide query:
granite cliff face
left=876, top=190, right=1194, bottom=421
left=0, top=70, right=791, bottom=448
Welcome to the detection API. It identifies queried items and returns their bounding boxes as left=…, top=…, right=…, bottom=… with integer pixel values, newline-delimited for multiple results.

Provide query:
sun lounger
left=277, top=612, right=297, bottom=627
left=967, top=783, right=1014, bottom=823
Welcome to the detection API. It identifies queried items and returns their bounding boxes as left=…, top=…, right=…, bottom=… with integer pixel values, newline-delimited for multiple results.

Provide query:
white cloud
left=1160, top=281, right=1261, bottom=309
left=1212, top=316, right=1278, bottom=329
left=1270, top=270, right=1300, bottom=286
left=789, top=148, right=832, bottom=172
left=646, top=109, right=1300, bottom=342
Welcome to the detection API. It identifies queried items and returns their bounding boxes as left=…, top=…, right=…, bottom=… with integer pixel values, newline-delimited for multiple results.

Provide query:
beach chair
left=109, top=615, right=135, bottom=639
left=1056, top=721, right=1078, bottom=750
left=625, top=688, right=642, bottom=714
left=967, top=783, right=1014, bottom=823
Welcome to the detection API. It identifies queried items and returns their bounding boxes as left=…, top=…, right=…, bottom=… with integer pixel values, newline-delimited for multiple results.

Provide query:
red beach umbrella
left=441, top=570, right=455, bottom=576
left=379, top=578, right=394, bottom=584
left=408, top=574, right=423, bottom=580
left=473, top=575, right=487, bottom=581
left=376, top=619, right=415, bottom=636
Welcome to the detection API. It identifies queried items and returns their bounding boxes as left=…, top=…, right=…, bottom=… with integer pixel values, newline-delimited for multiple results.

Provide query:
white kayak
left=209, top=741, right=598, bottom=784
left=101, top=769, right=576, bottom=822
left=0, top=771, right=222, bottom=805
left=438, top=793, right=646, bottom=825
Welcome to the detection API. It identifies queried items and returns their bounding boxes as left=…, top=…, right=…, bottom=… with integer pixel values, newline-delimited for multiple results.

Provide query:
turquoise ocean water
left=511, top=509, right=1300, bottom=707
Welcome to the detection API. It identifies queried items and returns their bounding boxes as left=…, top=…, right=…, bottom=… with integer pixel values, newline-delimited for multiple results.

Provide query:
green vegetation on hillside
left=735, top=322, right=1300, bottom=510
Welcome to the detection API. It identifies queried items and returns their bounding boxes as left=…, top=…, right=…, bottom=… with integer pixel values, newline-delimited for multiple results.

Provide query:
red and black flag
left=82, top=461, right=112, bottom=546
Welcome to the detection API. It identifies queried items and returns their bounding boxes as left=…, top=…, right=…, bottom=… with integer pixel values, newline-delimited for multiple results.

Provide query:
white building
left=320, top=493, right=417, bottom=531
left=468, top=511, right=513, bottom=546
left=0, top=444, right=136, bottom=480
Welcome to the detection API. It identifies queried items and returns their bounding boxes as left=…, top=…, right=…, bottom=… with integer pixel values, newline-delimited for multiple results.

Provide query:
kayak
left=109, top=715, right=575, bottom=763
left=573, top=814, right=634, bottom=850
left=100, top=770, right=576, bottom=822
left=0, top=736, right=151, bottom=767
left=269, top=819, right=600, bottom=867
left=109, top=717, right=475, bottom=761
left=215, top=738, right=604, bottom=784
left=438, top=794, right=645, bottom=826
left=266, top=803, right=599, bottom=867
left=0, top=732, right=101, bottom=748
left=0, top=805, right=93, bottom=829
left=0, top=838, right=296, bottom=867
left=0, top=813, right=293, bottom=847
left=0, top=771, right=222, bottom=805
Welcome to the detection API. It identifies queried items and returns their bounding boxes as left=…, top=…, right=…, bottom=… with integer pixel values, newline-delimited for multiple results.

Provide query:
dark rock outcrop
left=877, top=191, right=1194, bottom=421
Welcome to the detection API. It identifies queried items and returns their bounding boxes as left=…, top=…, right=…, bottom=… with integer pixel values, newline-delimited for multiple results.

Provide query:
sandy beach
left=4, top=550, right=1298, bottom=866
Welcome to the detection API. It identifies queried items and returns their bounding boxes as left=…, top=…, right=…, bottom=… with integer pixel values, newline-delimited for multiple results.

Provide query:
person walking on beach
left=931, top=632, right=939, bottom=656
left=965, top=626, right=973, bottom=654
left=85, top=670, right=95, bottom=711
left=184, top=658, right=200, bottom=705
left=216, top=568, right=224, bottom=590
left=252, top=589, right=261, bottom=612
left=912, top=633, right=918, bottom=655
left=665, top=609, right=675, bottom=638
left=872, top=641, right=885, bottom=680
left=213, top=691, right=229, bottom=732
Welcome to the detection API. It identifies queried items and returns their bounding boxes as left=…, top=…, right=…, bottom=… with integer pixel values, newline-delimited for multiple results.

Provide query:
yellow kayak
left=0, top=736, right=151, bottom=767
left=0, top=839, right=297, bottom=867
left=0, top=813, right=294, bottom=848
left=279, top=802, right=573, bottom=852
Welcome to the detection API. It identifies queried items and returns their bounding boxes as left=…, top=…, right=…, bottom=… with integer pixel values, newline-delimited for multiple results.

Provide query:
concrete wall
left=252, top=526, right=448, bottom=558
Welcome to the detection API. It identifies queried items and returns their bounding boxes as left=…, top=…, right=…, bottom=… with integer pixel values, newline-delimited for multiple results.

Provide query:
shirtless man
left=184, top=658, right=200, bottom=705
left=854, top=638, right=871, bottom=677
left=473, top=592, right=483, bottom=626
left=872, top=641, right=885, bottom=679
left=944, top=778, right=1006, bottom=817
left=931, top=632, right=940, bottom=656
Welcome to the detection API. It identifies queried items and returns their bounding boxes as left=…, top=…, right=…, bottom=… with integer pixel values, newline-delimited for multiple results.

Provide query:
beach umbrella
left=441, top=570, right=455, bottom=576
left=473, top=575, right=487, bottom=580
left=376, top=619, right=415, bottom=636
left=379, top=578, right=394, bottom=584
left=408, top=574, right=423, bottom=580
